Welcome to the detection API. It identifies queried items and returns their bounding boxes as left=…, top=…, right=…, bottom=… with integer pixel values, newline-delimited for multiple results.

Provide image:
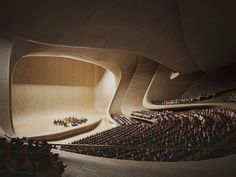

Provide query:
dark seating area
left=61, top=107, right=236, bottom=161
left=53, top=117, right=87, bottom=127
left=111, top=114, right=136, bottom=125
left=0, top=137, right=66, bottom=177
left=159, top=93, right=216, bottom=105
left=226, top=91, right=236, bottom=102
left=131, top=110, right=173, bottom=120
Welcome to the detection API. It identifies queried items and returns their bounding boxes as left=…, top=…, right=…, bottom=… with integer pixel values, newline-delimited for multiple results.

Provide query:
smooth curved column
left=121, top=57, right=158, bottom=115
left=108, top=55, right=138, bottom=114
left=0, top=35, right=15, bottom=135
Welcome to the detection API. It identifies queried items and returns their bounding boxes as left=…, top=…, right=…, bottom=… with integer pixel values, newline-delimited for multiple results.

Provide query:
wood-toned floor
left=53, top=149, right=236, bottom=177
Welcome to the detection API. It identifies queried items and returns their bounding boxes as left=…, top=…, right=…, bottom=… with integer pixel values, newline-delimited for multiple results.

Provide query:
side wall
left=146, top=65, right=202, bottom=103
left=0, top=35, right=14, bottom=135
left=183, top=63, right=236, bottom=96
left=121, top=57, right=158, bottom=115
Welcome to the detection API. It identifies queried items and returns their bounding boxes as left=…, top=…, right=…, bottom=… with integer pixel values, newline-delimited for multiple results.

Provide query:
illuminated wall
left=11, top=56, right=117, bottom=126
left=95, top=70, right=117, bottom=113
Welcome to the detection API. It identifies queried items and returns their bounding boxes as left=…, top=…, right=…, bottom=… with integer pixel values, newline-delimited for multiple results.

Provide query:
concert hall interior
left=0, top=1, right=236, bottom=177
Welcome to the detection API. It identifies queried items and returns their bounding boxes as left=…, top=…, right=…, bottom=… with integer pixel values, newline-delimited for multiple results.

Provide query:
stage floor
left=52, top=117, right=116, bottom=144
left=13, top=111, right=115, bottom=138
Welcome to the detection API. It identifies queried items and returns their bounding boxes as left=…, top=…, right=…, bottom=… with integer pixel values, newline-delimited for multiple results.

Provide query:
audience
left=53, top=117, right=87, bottom=127
left=61, top=107, right=236, bottom=162
left=226, top=91, right=236, bottom=102
left=131, top=110, right=173, bottom=120
left=111, top=114, right=136, bottom=125
left=159, top=93, right=216, bottom=105
left=2, top=107, right=235, bottom=165
left=0, top=137, right=66, bottom=176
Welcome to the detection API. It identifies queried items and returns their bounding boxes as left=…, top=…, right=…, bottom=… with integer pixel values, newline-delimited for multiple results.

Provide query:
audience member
left=158, top=93, right=216, bottom=105
left=53, top=117, right=87, bottom=127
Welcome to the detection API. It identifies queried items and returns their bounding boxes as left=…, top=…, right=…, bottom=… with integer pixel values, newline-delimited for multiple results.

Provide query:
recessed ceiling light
left=170, top=71, right=179, bottom=80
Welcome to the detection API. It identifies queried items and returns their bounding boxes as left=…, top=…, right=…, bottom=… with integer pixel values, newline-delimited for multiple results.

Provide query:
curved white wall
left=145, top=65, right=201, bottom=103
left=0, top=35, right=15, bottom=135
left=95, top=70, right=117, bottom=113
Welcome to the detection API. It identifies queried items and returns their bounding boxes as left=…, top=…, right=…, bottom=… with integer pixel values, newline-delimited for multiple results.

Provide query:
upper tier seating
left=159, top=93, right=216, bottom=105
left=111, top=114, right=136, bottom=125
left=131, top=110, right=173, bottom=121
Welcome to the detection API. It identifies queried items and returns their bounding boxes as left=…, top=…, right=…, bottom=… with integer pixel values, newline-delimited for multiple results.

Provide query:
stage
left=13, top=111, right=116, bottom=140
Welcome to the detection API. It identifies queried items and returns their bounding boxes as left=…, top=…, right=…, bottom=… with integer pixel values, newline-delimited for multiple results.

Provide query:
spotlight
left=170, top=71, right=179, bottom=80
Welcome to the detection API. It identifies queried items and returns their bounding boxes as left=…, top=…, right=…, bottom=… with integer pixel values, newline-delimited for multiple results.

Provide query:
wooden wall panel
left=12, top=84, right=95, bottom=118
left=13, top=56, right=105, bottom=86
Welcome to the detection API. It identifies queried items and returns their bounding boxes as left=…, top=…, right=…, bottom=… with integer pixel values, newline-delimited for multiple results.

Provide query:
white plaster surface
left=52, top=149, right=236, bottom=177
